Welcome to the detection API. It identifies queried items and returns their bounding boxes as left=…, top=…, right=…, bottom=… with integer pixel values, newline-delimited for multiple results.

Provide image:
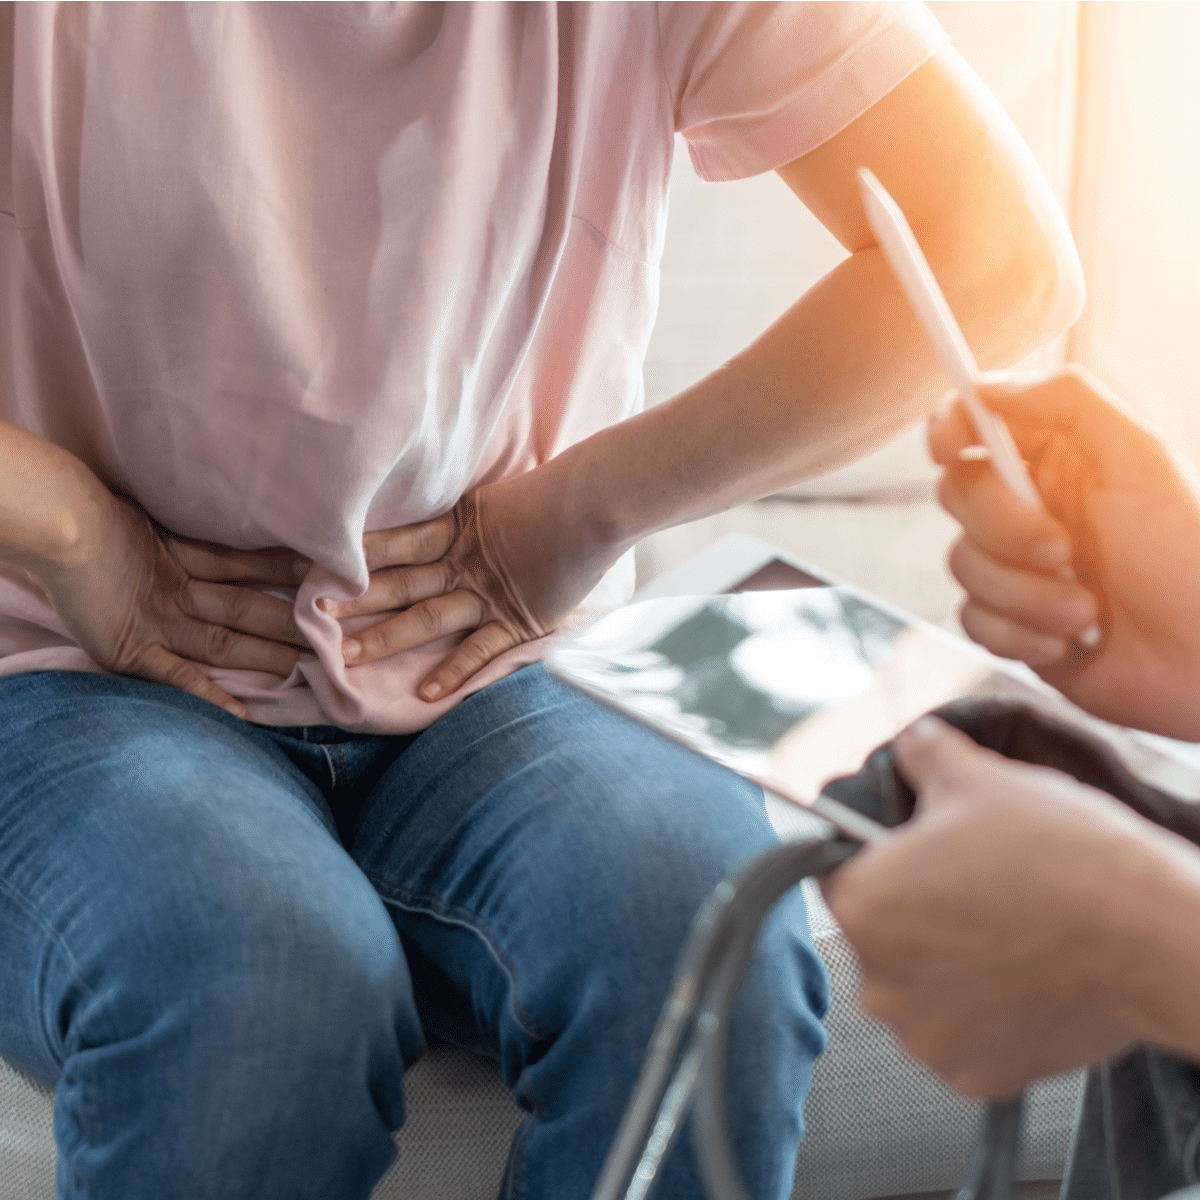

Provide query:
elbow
left=1049, top=235, right=1086, bottom=340
left=972, top=203, right=1086, bottom=367
left=1019, top=217, right=1086, bottom=347
left=950, top=204, right=1094, bottom=369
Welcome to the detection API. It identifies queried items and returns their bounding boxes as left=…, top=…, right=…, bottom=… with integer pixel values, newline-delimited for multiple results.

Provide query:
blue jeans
left=0, top=666, right=828, bottom=1200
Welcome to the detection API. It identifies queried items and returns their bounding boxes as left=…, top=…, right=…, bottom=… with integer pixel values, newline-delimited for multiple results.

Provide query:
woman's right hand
left=930, top=366, right=1200, bottom=740
left=30, top=487, right=310, bottom=717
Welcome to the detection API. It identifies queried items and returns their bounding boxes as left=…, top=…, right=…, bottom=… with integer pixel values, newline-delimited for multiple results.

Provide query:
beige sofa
left=0, top=875, right=1083, bottom=1200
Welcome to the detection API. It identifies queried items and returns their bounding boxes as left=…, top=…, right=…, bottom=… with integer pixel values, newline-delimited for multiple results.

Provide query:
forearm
left=551, top=48, right=1082, bottom=557
left=554, top=220, right=1071, bottom=557
left=0, top=417, right=111, bottom=575
left=1117, top=829, right=1200, bottom=1064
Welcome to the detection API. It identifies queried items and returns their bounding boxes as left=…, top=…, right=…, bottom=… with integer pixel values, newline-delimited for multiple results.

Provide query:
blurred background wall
left=642, top=1, right=1200, bottom=499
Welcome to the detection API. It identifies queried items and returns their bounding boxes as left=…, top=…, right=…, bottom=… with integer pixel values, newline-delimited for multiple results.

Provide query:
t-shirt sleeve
left=656, top=2, right=950, bottom=182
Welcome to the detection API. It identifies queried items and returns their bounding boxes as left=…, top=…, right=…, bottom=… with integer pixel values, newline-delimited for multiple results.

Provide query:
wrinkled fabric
left=0, top=666, right=827, bottom=1199
left=0, top=2, right=945, bottom=730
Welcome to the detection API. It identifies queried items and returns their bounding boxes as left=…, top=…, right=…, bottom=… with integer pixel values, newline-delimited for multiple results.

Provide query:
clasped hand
left=34, top=491, right=310, bottom=717
left=320, top=471, right=615, bottom=702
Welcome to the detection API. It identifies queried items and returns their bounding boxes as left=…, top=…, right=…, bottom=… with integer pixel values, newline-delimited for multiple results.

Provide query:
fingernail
left=343, top=638, right=361, bottom=660
left=1031, top=538, right=1070, bottom=569
left=905, top=716, right=942, bottom=743
left=317, top=598, right=338, bottom=614
left=422, top=681, right=444, bottom=701
left=1077, top=624, right=1102, bottom=649
left=224, top=702, right=249, bottom=720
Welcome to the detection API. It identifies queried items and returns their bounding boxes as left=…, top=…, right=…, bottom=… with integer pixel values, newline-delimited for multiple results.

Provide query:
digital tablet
left=549, top=535, right=1200, bottom=837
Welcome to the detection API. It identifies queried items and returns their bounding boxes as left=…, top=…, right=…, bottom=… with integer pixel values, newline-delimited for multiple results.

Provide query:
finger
left=948, top=538, right=1097, bottom=638
left=319, top=562, right=453, bottom=618
left=927, top=375, right=1060, bottom=467
left=926, top=395, right=979, bottom=466
left=362, top=514, right=457, bottom=570
left=183, top=580, right=308, bottom=647
left=417, top=622, right=522, bottom=701
left=169, top=537, right=311, bottom=587
left=891, top=716, right=988, bottom=805
left=935, top=368, right=1146, bottom=477
left=130, top=643, right=249, bottom=719
left=341, top=590, right=486, bottom=666
left=938, top=461, right=1070, bottom=573
left=169, top=615, right=306, bottom=677
left=975, top=366, right=1152, bottom=465
left=958, top=598, right=1067, bottom=667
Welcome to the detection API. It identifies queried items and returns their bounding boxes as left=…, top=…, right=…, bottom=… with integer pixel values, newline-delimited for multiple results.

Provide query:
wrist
left=1105, top=826, right=1200, bottom=1057
left=4, top=445, right=114, bottom=577
left=545, top=440, right=644, bottom=562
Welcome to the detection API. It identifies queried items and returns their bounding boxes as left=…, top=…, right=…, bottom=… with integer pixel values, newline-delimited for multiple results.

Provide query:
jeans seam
left=368, top=880, right=548, bottom=1042
left=320, top=743, right=339, bottom=790
left=0, top=874, right=111, bottom=1076
left=503, top=1106, right=541, bottom=1200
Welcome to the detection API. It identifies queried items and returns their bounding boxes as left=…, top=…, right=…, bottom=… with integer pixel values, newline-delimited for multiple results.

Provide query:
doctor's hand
left=822, top=717, right=1161, bottom=1098
left=322, top=464, right=623, bottom=700
left=930, top=367, right=1200, bottom=741
left=33, top=489, right=310, bottom=717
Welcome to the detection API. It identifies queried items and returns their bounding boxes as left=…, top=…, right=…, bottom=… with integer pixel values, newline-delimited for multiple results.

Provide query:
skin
left=319, top=51, right=1083, bottom=701
left=0, top=426, right=308, bottom=717
left=932, top=368, right=1200, bottom=741
left=823, top=717, right=1200, bottom=1099
left=824, top=367, right=1200, bottom=1096
left=3, top=50, right=1081, bottom=712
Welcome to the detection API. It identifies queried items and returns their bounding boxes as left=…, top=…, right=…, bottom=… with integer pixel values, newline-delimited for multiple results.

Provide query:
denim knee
left=55, top=839, right=418, bottom=1082
left=39, top=817, right=419, bottom=1198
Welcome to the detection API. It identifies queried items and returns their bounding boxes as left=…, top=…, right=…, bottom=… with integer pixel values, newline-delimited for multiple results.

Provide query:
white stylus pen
left=857, top=167, right=1042, bottom=508
left=857, top=167, right=1101, bottom=648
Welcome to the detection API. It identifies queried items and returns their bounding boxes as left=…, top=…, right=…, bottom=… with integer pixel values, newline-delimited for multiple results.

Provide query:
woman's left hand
left=319, top=465, right=621, bottom=701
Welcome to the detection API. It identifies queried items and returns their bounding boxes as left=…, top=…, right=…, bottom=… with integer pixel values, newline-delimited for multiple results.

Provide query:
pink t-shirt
left=0, top=2, right=946, bottom=732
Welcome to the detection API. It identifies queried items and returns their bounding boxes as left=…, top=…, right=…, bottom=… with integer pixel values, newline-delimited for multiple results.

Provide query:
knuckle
left=415, top=601, right=445, bottom=638
left=382, top=572, right=408, bottom=608
left=958, top=602, right=994, bottom=648
left=222, top=585, right=255, bottom=628
left=453, top=638, right=491, bottom=677
left=415, top=523, right=440, bottom=557
left=935, top=472, right=953, bottom=510
left=160, top=657, right=201, bottom=694
left=946, top=538, right=973, bottom=588
left=204, top=623, right=237, bottom=661
left=385, top=569, right=419, bottom=610
left=414, top=518, right=452, bottom=563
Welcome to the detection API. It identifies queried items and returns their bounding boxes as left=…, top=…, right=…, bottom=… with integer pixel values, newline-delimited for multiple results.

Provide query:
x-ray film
left=548, top=562, right=1200, bottom=815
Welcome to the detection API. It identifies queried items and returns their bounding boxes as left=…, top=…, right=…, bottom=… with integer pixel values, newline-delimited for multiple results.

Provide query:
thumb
left=891, top=717, right=987, bottom=810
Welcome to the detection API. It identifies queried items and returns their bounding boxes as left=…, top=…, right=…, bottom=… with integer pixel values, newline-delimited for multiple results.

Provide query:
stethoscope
left=589, top=796, right=1026, bottom=1200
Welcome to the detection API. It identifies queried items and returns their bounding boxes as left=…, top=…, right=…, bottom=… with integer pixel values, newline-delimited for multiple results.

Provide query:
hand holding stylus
left=856, top=169, right=1100, bottom=649
left=930, top=367, right=1200, bottom=742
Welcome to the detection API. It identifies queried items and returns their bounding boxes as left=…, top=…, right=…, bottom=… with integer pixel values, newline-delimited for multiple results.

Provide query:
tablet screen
left=729, top=558, right=829, bottom=593
left=548, top=575, right=1200, bottom=812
